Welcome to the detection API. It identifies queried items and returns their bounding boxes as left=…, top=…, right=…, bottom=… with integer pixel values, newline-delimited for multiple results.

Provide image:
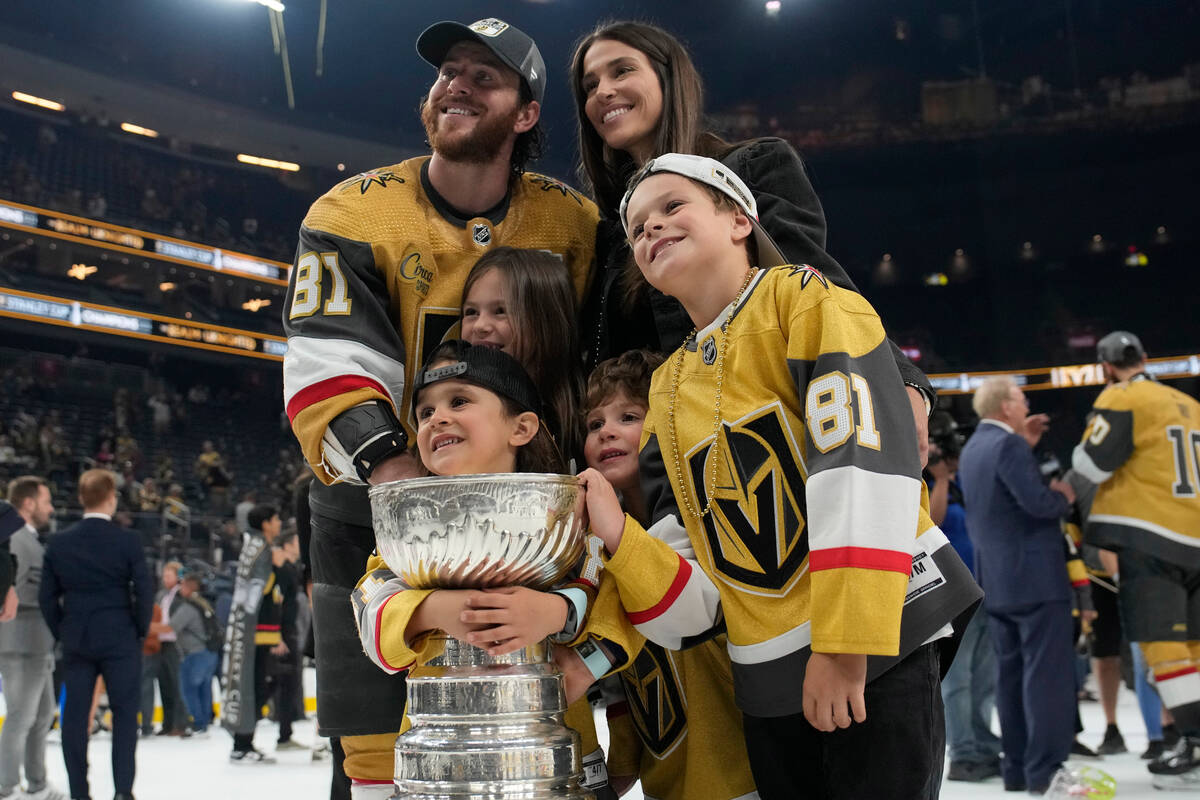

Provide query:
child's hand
left=405, top=589, right=494, bottom=646
left=460, top=587, right=568, bottom=656
left=802, top=652, right=867, bottom=732
left=552, top=645, right=597, bottom=705
left=577, top=468, right=626, bottom=554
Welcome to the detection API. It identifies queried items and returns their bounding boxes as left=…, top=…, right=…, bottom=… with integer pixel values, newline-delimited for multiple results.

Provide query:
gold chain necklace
left=667, top=268, right=757, bottom=519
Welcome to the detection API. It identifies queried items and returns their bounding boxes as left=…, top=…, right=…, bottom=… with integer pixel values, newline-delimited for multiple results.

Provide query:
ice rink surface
left=23, top=675, right=1176, bottom=800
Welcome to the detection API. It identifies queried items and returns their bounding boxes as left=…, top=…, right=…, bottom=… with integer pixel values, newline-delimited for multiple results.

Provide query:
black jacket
left=582, top=137, right=932, bottom=400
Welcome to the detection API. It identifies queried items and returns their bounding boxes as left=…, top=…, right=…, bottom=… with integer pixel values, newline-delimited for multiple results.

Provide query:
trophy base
left=393, top=637, right=595, bottom=800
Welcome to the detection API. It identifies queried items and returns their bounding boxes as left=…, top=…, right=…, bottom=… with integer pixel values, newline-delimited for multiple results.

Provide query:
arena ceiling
left=0, top=0, right=1194, bottom=175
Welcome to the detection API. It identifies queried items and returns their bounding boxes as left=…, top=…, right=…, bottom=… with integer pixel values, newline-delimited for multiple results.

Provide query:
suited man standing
left=958, top=376, right=1078, bottom=795
left=39, top=469, right=153, bottom=800
left=1, top=476, right=63, bottom=800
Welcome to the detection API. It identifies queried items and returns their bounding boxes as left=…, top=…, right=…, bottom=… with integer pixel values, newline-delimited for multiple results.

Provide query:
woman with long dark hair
left=570, top=21, right=933, bottom=437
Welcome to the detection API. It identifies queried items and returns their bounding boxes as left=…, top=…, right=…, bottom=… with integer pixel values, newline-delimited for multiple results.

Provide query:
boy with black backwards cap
left=280, top=16, right=601, bottom=799
left=576, top=153, right=980, bottom=799
left=1073, top=331, right=1200, bottom=789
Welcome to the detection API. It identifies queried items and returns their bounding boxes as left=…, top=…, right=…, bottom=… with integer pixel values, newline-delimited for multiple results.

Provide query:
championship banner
left=0, top=286, right=287, bottom=360
left=221, top=533, right=273, bottom=735
left=0, top=198, right=288, bottom=284
left=927, top=353, right=1200, bottom=395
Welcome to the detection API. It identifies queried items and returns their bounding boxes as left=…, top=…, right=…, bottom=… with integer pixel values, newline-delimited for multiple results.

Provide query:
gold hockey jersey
left=606, top=638, right=757, bottom=800
left=1073, top=373, right=1200, bottom=568
left=282, top=158, right=599, bottom=485
left=603, top=266, right=980, bottom=716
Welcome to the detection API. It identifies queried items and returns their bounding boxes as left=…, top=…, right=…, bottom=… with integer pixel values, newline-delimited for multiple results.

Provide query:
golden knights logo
left=687, top=403, right=808, bottom=592
left=620, top=643, right=687, bottom=757
left=339, top=169, right=405, bottom=195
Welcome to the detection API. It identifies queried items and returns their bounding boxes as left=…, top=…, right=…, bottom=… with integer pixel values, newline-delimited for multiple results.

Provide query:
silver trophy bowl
left=369, top=473, right=586, bottom=591
left=369, top=474, right=596, bottom=800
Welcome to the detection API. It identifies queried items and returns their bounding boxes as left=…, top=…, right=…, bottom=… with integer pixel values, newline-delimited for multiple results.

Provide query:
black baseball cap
left=416, top=18, right=546, bottom=104
left=413, top=341, right=543, bottom=417
left=1097, top=330, right=1146, bottom=367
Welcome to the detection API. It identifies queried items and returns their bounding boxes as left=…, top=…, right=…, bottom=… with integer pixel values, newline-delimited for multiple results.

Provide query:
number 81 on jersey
left=805, top=371, right=882, bottom=453
left=289, top=251, right=352, bottom=319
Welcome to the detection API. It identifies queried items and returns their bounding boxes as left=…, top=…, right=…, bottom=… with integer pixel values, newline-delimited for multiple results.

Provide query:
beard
left=421, top=98, right=520, bottom=164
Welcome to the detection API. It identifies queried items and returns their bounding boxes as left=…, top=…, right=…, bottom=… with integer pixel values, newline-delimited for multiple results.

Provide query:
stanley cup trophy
left=369, top=473, right=595, bottom=800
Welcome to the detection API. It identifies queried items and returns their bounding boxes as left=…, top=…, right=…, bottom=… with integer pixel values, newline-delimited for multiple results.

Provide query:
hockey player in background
left=1073, top=331, right=1200, bottom=790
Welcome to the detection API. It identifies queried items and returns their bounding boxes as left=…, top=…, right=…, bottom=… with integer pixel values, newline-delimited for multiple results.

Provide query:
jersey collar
left=687, top=268, right=766, bottom=352
left=420, top=158, right=512, bottom=227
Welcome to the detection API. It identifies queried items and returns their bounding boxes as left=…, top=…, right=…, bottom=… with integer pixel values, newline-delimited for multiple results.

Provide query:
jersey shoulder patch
left=304, top=159, right=424, bottom=239
left=520, top=171, right=589, bottom=207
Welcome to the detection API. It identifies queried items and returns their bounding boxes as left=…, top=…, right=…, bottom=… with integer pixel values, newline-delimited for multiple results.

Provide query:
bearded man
left=281, top=17, right=600, bottom=799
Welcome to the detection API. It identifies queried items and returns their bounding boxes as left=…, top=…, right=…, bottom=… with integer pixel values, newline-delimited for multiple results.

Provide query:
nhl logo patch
left=701, top=337, right=717, bottom=365
left=470, top=18, right=509, bottom=37
left=472, top=223, right=492, bottom=245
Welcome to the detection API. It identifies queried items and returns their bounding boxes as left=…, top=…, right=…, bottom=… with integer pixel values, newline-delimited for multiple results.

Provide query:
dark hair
left=511, top=80, right=545, bottom=176
left=6, top=475, right=46, bottom=509
left=247, top=504, right=279, bottom=532
left=570, top=20, right=716, bottom=219
left=275, top=530, right=298, bottom=550
left=585, top=349, right=665, bottom=412
left=417, top=342, right=566, bottom=476
left=461, top=248, right=584, bottom=460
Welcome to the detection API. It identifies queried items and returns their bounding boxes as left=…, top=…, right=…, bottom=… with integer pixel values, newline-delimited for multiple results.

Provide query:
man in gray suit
left=0, top=476, right=65, bottom=800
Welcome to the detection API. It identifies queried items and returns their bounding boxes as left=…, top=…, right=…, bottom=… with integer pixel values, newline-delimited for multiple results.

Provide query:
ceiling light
left=12, top=91, right=64, bottom=111
left=120, top=122, right=159, bottom=138
left=237, top=153, right=300, bottom=172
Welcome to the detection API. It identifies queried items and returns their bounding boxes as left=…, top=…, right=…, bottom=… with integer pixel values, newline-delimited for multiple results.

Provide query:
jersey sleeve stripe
left=1071, top=444, right=1113, bottom=484
left=373, top=591, right=406, bottom=673
left=286, top=374, right=391, bottom=422
left=1156, top=665, right=1199, bottom=682
left=809, top=546, right=912, bottom=574
left=627, top=555, right=692, bottom=624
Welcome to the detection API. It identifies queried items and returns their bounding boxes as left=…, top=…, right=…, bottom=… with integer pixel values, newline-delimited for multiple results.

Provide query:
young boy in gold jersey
left=583, top=350, right=758, bottom=800
left=577, top=154, right=980, bottom=799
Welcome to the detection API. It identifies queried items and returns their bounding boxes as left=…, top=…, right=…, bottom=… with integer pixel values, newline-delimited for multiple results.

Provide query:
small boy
left=583, top=350, right=757, bottom=800
left=579, top=154, right=980, bottom=799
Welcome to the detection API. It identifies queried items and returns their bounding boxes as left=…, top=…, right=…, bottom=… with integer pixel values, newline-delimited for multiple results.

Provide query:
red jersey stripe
left=286, top=374, right=390, bottom=422
left=627, top=556, right=692, bottom=624
left=373, top=592, right=408, bottom=673
left=810, top=546, right=912, bottom=574
left=1156, top=666, right=1199, bottom=682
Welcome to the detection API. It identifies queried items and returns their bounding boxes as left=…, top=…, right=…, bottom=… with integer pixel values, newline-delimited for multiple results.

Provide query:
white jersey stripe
left=806, top=465, right=921, bottom=553
left=283, top=335, right=406, bottom=410
left=1088, top=514, right=1200, bottom=549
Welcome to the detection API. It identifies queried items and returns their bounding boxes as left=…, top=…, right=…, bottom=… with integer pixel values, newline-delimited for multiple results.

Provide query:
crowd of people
left=1, top=11, right=1196, bottom=800
left=0, top=107, right=304, bottom=263
left=0, top=471, right=314, bottom=800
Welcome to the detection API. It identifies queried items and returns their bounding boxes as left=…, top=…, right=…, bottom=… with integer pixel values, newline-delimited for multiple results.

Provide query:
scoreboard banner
left=0, top=286, right=287, bottom=361
left=0, top=199, right=288, bottom=284
left=927, top=354, right=1200, bottom=395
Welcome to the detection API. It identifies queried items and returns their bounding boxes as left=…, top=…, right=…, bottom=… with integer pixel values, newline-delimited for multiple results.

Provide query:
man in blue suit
left=958, top=376, right=1077, bottom=795
left=39, top=469, right=153, bottom=800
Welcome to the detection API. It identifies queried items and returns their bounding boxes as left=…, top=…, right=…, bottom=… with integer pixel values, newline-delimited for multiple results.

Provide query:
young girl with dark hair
left=460, top=246, right=586, bottom=462
left=350, top=342, right=621, bottom=799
